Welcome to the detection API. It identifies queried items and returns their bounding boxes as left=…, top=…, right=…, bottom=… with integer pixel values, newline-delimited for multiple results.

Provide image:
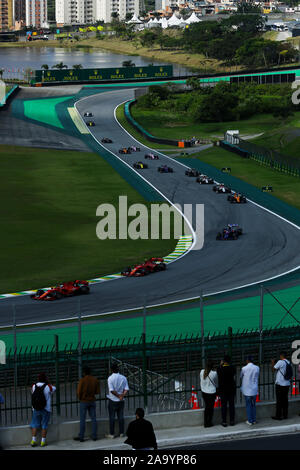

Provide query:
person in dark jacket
left=217, top=355, right=236, bottom=427
left=124, top=408, right=157, bottom=450
left=74, top=366, right=100, bottom=442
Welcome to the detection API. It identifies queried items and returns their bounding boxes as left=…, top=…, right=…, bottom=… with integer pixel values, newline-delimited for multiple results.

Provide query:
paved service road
left=0, top=88, right=300, bottom=326
left=167, top=432, right=300, bottom=450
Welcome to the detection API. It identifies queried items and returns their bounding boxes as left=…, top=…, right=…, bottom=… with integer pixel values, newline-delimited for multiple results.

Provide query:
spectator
left=106, top=363, right=129, bottom=439
left=124, top=408, right=157, bottom=450
left=200, top=359, right=218, bottom=428
left=30, top=372, right=56, bottom=447
left=217, top=355, right=236, bottom=427
left=240, top=356, right=260, bottom=426
left=271, top=352, right=292, bottom=420
left=74, top=366, right=100, bottom=443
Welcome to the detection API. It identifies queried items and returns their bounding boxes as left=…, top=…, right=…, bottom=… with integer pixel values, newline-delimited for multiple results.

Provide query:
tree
left=72, top=64, right=83, bottom=70
left=186, top=77, right=201, bottom=90
left=111, top=12, right=119, bottom=22
left=52, top=62, right=68, bottom=69
left=224, top=3, right=266, bottom=34
left=180, top=8, right=189, bottom=18
left=140, top=29, right=159, bottom=49
left=122, top=60, right=135, bottom=67
left=41, top=64, right=49, bottom=70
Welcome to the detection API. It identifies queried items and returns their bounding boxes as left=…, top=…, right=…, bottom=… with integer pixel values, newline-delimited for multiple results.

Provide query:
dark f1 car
left=227, top=192, right=247, bottom=204
left=133, top=161, right=148, bottom=169
left=121, top=258, right=166, bottom=277
left=129, top=146, right=141, bottom=152
left=185, top=168, right=200, bottom=177
left=101, top=138, right=113, bottom=143
left=158, top=165, right=173, bottom=173
left=86, top=121, right=95, bottom=127
left=216, top=224, right=243, bottom=240
left=31, top=280, right=90, bottom=300
left=196, top=175, right=214, bottom=184
left=84, top=112, right=93, bottom=117
left=213, top=183, right=231, bottom=193
left=145, top=153, right=159, bottom=160
left=119, top=147, right=132, bottom=154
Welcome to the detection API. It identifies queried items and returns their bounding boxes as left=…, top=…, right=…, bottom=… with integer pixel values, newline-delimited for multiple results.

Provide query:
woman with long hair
left=200, top=359, right=218, bottom=428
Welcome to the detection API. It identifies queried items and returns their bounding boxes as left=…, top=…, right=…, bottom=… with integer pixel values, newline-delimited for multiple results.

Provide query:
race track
left=0, top=87, right=300, bottom=327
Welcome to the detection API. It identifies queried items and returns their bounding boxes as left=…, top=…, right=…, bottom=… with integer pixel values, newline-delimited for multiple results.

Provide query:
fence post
left=259, top=285, right=264, bottom=365
left=78, top=299, right=82, bottom=380
left=228, top=326, right=233, bottom=359
left=200, top=291, right=205, bottom=368
left=142, top=300, right=148, bottom=413
left=12, top=304, right=17, bottom=388
left=54, top=335, right=61, bottom=417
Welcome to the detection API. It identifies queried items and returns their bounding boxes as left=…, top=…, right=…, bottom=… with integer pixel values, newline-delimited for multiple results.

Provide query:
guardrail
left=220, top=138, right=300, bottom=178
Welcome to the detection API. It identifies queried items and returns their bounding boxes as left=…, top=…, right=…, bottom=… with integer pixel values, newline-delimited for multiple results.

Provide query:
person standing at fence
left=217, top=355, right=236, bottom=427
left=30, top=372, right=56, bottom=447
left=124, top=408, right=157, bottom=450
left=271, top=352, right=292, bottom=420
left=200, top=360, right=218, bottom=428
left=240, top=356, right=260, bottom=426
left=106, top=363, right=129, bottom=438
left=74, top=366, right=100, bottom=443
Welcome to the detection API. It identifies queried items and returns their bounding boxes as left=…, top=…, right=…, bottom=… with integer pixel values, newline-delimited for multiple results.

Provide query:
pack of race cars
left=67, top=113, right=248, bottom=301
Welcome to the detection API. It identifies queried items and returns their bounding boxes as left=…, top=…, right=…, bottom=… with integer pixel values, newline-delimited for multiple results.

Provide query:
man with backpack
left=30, top=372, right=56, bottom=447
left=271, top=352, right=293, bottom=421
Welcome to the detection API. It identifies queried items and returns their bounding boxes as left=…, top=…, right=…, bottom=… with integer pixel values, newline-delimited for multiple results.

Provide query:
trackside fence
left=220, top=139, right=300, bottom=177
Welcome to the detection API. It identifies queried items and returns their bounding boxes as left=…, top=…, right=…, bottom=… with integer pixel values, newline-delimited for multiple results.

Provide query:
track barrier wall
left=220, top=139, right=300, bottom=178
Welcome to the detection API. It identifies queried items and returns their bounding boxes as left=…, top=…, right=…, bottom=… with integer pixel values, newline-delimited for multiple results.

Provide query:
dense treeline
left=136, top=81, right=298, bottom=123
left=111, top=3, right=298, bottom=68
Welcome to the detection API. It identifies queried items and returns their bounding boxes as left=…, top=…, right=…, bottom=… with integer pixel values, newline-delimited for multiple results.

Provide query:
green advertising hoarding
left=34, top=65, right=173, bottom=84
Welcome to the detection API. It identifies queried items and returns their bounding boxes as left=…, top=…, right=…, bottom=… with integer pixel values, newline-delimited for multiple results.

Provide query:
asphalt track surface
left=1, top=87, right=300, bottom=327
left=0, top=87, right=91, bottom=152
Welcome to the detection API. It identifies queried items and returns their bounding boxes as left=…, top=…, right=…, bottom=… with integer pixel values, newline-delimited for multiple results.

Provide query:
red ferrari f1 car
left=31, top=280, right=90, bottom=300
left=121, top=258, right=166, bottom=277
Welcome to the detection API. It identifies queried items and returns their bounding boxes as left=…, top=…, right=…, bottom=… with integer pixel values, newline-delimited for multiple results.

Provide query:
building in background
left=0, top=0, right=15, bottom=31
left=56, top=0, right=96, bottom=25
left=95, top=0, right=140, bottom=23
left=25, top=0, right=48, bottom=27
left=15, top=0, right=25, bottom=21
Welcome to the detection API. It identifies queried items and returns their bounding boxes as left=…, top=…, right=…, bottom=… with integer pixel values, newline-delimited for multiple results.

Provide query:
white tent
left=161, top=17, right=169, bottom=29
left=185, top=12, right=202, bottom=24
left=167, top=13, right=183, bottom=27
left=127, top=14, right=143, bottom=24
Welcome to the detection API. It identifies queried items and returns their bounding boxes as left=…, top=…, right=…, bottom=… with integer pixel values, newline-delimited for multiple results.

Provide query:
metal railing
left=0, top=324, right=299, bottom=426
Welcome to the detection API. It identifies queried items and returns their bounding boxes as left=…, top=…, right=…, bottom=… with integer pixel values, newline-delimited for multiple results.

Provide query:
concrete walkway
left=7, top=415, right=300, bottom=450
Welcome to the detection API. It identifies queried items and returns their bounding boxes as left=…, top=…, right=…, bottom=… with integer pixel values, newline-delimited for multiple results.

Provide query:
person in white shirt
left=30, top=372, right=56, bottom=447
left=240, top=356, right=260, bottom=425
left=271, top=351, right=291, bottom=420
left=200, top=360, right=218, bottom=428
left=106, top=363, right=129, bottom=438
